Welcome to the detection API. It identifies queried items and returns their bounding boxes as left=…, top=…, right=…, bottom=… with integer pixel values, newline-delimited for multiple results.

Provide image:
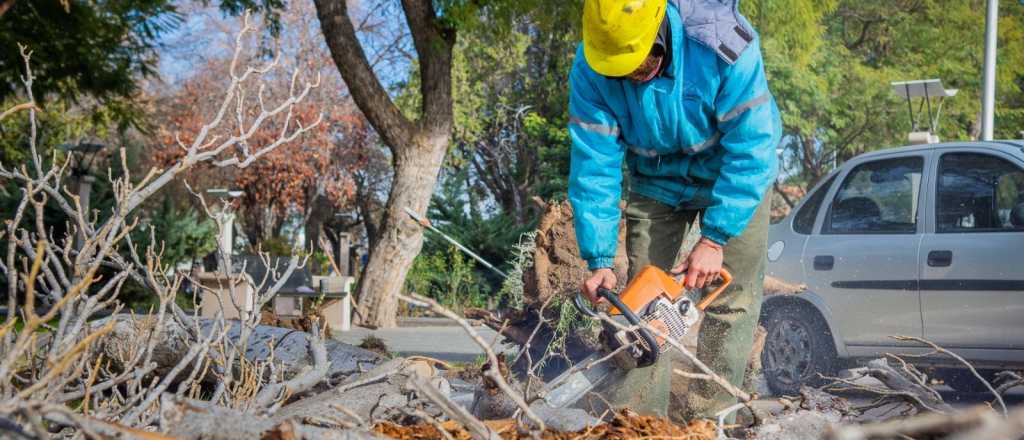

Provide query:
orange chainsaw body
left=609, top=266, right=683, bottom=315
left=609, top=266, right=733, bottom=315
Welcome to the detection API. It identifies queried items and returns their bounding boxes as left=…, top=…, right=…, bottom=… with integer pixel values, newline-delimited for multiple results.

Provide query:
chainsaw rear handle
left=573, top=288, right=660, bottom=368
left=694, top=268, right=733, bottom=311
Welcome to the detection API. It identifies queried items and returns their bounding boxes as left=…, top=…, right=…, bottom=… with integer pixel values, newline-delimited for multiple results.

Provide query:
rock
left=754, top=410, right=836, bottom=440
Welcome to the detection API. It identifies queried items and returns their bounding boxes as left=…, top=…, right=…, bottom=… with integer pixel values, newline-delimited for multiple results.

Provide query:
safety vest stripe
left=718, top=92, right=770, bottom=123
left=569, top=116, right=620, bottom=138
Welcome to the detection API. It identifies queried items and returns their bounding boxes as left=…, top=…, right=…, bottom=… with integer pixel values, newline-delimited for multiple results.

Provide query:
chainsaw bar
left=532, top=351, right=627, bottom=410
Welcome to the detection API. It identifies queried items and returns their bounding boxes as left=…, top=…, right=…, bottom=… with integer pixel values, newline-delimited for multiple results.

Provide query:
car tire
left=761, top=304, right=837, bottom=396
left=936, top=368, right=999, bottom=395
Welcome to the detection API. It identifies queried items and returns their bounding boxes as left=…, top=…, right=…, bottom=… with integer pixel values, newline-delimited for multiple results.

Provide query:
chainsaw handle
left=573, top=291, right=600, bottom=319
left=695, top=268, right=733, bottom=311
left=573, top=288, right=660, bottom=368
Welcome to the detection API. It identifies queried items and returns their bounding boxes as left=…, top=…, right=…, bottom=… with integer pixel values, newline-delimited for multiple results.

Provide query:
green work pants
left=601, top=192, right=769, bottom=421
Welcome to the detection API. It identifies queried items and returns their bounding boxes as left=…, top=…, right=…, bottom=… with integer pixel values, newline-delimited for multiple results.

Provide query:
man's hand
left=582, top=268, right=617, bottom=304
left=672, top=238, right=724, bottom=289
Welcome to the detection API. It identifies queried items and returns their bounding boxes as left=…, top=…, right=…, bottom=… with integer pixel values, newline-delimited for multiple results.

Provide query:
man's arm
left=567, top=57, right=625, bottom=271
left=701, top=36, right=781, bottom=245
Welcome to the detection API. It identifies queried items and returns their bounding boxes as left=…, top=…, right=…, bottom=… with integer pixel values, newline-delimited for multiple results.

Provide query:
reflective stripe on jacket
left=568, top=0, right=781, bottom=270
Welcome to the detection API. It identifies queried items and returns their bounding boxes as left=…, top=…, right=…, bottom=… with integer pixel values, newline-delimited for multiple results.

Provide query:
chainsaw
left=533, top=265, right=732, bottom=410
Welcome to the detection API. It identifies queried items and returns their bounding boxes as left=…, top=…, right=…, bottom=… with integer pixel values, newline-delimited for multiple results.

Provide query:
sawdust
left=524, top=201, right=628, bottom=307
left=373, top=410, right=718, bottom=440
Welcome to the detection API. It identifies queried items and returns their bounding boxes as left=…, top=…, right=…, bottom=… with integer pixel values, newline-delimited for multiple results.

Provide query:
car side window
left=824, top=156, right=924, bottom=234
left=936, top=153, right=1024, bottom=233
left=793, top=175, right=836, bottom=235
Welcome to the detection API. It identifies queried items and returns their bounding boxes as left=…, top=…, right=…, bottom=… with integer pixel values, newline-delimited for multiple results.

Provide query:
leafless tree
left=0, top=16, right=336, bottom=436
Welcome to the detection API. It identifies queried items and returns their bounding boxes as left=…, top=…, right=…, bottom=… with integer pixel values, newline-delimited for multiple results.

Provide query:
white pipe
left=981, top=0, right=999, bottom=141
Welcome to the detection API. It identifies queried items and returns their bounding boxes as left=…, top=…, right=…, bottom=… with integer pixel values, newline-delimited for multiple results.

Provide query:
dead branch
left=891, top=335, right=1007, bottom=416
left=409, top=377, right=499, bottom=440
left=824, top=357, right=953, bottom=414
left=994, top=370, right=1023, bottom=396
left=396, top=292, right=547, bottom=432
left=252, top=322, right=331, bottom=409
left=826, top=405, right=1017, bottom=440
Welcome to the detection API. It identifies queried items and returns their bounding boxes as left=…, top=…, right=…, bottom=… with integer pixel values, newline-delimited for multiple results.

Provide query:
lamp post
left=981, top=0, right=999, bottom=140
left=56, top=142, right=105, bottom=250
left=206, top=189, right=244, bottom=272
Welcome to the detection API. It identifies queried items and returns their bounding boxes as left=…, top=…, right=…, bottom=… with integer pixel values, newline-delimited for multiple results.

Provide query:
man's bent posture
left=568, top=0, right=781, bottom=421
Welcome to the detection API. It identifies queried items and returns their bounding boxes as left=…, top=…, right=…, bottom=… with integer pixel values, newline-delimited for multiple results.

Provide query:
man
left=567, top=0, right=781, bottom=421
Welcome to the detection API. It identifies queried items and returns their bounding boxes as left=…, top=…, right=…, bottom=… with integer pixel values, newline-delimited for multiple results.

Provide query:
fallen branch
left=252, top=322, right=331, bottom=409
left=396, top=292, right=546, bottom=432
left=891, top=335, right=1007, bottom=416
left=825, top=357, right=952, bottom=414
left=827, top=405, right=1012, bottom=440
left=409, top=377, right=498, bottom=440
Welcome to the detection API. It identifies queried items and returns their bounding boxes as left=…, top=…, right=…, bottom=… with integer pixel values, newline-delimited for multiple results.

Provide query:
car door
left=802, top=154, right=926, bottom=347
left=920, top=149, right=1024, bottom=349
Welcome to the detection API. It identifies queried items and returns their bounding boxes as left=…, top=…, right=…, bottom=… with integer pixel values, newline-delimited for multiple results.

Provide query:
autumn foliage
left=148, top=54, right=373, bottom=244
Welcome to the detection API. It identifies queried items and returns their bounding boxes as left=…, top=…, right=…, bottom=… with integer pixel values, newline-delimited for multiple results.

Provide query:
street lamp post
left=56, top=142, right=105, bottom=250
left=981, top=0, right=999, bottom=141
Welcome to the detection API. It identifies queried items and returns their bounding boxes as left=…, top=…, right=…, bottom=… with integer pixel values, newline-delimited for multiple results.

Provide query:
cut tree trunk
left=160, top=394, right=387, bottom=440
left=94, top=315, right=383, bottom=382
left=354, top=138, right=448, bottom=328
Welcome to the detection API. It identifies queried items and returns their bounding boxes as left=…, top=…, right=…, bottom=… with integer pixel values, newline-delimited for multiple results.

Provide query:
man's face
left=623, top=45, right=664, bottom=83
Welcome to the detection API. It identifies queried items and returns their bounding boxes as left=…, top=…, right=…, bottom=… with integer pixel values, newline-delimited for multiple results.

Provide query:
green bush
left=405, top=245, right=487, bottom=312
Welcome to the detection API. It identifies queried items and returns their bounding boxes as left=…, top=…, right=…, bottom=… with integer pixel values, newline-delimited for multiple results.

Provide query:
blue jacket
left=568, top=0, right=781, bottom=270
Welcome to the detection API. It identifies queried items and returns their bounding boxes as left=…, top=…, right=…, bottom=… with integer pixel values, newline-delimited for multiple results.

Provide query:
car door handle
left=813, top=255, right=834, bottom=271
left=927, top=250, right=953, bottom=267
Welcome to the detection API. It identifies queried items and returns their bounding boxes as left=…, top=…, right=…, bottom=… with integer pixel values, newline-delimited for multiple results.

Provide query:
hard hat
left=582, top=0, right=667, bottom=77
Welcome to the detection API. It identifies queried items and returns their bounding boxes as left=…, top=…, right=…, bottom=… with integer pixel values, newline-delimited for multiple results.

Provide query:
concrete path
left=333, top=323, right=515, bottom=363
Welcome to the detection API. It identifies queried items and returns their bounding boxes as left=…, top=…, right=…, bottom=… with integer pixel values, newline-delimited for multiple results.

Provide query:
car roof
left=856, top=140, right=1024, bottom=159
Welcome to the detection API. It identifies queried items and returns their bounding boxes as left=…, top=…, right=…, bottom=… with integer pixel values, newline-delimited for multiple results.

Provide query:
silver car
left=760, top=140, right=1024, bottom=395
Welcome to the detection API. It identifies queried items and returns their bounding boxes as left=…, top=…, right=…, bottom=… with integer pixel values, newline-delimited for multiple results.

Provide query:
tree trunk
left=355, top=138, right=448, bottom=327
left=315, top=0, right=454, bottom=328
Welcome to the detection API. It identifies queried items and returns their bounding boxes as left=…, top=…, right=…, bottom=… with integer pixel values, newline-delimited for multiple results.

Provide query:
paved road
left=333, top=323, right=514, bottom=363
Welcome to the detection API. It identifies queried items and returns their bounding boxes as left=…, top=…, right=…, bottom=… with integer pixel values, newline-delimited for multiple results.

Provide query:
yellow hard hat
left=582, top=0, right=667, bottom=77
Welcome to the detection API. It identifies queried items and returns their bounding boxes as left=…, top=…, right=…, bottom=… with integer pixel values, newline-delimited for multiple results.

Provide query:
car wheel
left=761, top=305, right=837, bottom=396
left=936, top=368, right=999, bottom=395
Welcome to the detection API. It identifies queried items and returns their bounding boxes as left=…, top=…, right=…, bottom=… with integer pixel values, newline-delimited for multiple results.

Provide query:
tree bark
left=94, top=315, right=383, bottom=382
left=355, top=139, right=448, bottom=327
left=314, top=0, right=454, bottom=327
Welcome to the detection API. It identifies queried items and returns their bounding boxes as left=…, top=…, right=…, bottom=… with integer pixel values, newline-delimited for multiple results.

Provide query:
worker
left=568, top=0, right=781, bottom=421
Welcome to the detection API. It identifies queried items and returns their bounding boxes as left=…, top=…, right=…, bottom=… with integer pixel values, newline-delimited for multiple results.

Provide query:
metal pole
left=981, top=0, right=999, bottom=141
left=404, top=207, right=509, bottom=279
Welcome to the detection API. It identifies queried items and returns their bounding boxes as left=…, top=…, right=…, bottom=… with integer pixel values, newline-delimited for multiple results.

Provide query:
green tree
left=446, top=2, right=579, bottom=223
left=746, top=0, right=1024, bottom=185
left=0, top=1, right=180, bottom=125
left=0, top=0, right=286, bottom=127
left=132, top=198, right=219, bottom=270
